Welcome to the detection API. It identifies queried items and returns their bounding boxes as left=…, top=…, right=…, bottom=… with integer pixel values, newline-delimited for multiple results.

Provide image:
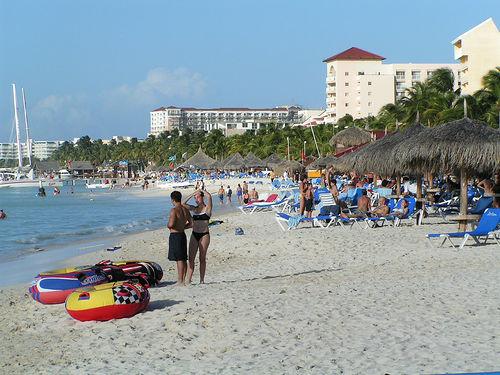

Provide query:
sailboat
left=0, top=84, right=62, bottom=188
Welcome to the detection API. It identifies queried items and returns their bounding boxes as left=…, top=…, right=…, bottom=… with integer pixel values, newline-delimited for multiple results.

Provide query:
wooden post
left=459, top=168, right=468, bottom=232
left=396, top=173, right=401, bottom=196
left=416, top=173, right=423, bottom=225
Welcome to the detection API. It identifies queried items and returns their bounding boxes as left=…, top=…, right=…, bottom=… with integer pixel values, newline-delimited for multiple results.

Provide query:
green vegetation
left=51, top=68, right=499, bottom=167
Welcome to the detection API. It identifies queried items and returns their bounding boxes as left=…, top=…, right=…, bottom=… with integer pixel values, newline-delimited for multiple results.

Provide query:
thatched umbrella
left=307, top=155, right=336, bottom=170
left=244, top=152, right=265, bottom=168
left=211, top=160, right=223, bottom=170
left=347, top=122, right=427, bottom=195
left=403, top=118, right=500, bottom=230
left=329, top=127, right=371, bottom=148
left=280, top=160, right=303, bottom=171
left=224, top=152, right=246, bottom=170
left=264, top=153, right=284, bottom=168
left=179, top=146, right=216, bottom=170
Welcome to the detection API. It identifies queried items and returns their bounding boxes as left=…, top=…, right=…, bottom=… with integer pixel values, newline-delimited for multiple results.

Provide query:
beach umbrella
left=223, top=152, right=246, bottom=170
left=329, top=127, right=371, bottom=148
left=264, top=153, right=284, bottom=168
left=211, top=160, right=224, bottom=170
left=346, top=122, right=427, bottom=195
left=280, top=160, right=304, bottom=171
left=243, top=152, right=265, bottom=168
left=403, top=117, right=500, bottom=230
left=179, top=146, right=216, bottom=170
left=307, top=155, right=336, bottom=170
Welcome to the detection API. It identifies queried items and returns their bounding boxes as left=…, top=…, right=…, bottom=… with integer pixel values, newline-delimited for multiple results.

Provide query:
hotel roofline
left=152, top=106, right=291, bottom=112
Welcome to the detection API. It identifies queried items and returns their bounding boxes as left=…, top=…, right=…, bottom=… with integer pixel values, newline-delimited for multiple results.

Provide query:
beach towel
left=287, top=215, right=304, bottom=229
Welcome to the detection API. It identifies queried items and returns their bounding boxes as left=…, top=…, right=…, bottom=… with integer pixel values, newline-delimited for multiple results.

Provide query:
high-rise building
left=452, top=18, right=500, bottom=95
left=150, top=106, right=300, bottom=136
left=0, top=140, right=63, bottom=161
left=323, top=47, right=460, bottom=123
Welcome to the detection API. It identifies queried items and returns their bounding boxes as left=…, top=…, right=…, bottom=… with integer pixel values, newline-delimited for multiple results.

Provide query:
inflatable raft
left=65, top=280, right=150, bottom=321
left=29, top=260, right=163, bottom=305
left=29, top=267, right=108, bottom=305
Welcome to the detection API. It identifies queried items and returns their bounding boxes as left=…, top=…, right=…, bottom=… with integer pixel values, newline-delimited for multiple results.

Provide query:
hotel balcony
left=326, top=76, right=336, bottom=83
left=326, top=86, right=336, bottom=93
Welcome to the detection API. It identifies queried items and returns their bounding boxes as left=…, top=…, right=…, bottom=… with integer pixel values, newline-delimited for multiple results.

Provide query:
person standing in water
left=182, top=189, right=213, bottom=284
left=167, top=191, right=193, bottom=286
left=0, top=209, right=6, bottom=220
left=226, top=185, right=232, bottom=204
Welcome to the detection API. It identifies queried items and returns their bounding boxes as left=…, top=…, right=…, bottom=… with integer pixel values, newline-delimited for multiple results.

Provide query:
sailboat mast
left=11, top=83, right=23, bottom=169
left=21, top=88, right=32, bottom=166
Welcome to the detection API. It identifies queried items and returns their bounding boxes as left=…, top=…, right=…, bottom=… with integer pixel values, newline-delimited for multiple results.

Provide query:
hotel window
left=345, top=93, right=349, bottom=97
left=396, top=71, right=405, bottom=80
left=345, top=82, right=349, bottom=86
left=427, top=70, right=434, bottom=78
left=345, top=103, right=349, bottom=107
left=368, top=92, right=372, bottom=96
left=345, top=72, right=349, bottom=76
left=367, top=82, right=372, bottom=86
left=412, top=71, right=421, bottom=80
left=358, top=72, right=364, bottom=75
left=368, top=102, right=372, bottom=106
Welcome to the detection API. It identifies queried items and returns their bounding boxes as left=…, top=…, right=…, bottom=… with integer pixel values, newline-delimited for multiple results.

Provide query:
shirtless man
left=249, top=187, right=259, bottom=201
left=304, top=181, right=314, bottom=218
left=167, top=190, right=193, bottom=286
left=0, top=209, right=6, bottom=220
left=356, top=190, right=371, bottom=213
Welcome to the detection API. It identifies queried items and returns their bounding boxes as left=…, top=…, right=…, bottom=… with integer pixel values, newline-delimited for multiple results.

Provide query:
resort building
left=452, top=18, right=500, bottom=95
left=149, top=106, right=301, bottom=136
left=323, top=47, right=460, bottom=123
left=0, top=140, right=63, bottom=161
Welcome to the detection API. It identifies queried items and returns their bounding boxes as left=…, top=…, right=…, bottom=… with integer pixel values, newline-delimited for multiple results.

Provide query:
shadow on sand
left=147, top=299, right=182, bottom=311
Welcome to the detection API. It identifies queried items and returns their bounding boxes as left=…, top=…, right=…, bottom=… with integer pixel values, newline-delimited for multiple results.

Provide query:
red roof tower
left=323, top=47, right=385, bottom=63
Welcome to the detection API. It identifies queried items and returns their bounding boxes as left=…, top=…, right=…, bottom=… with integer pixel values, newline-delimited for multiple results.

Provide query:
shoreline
left=1, top=207, right=500, bottom=373
left=2, top=180, right=499, bottom=373
left=0, top=184, right=242, bottom=288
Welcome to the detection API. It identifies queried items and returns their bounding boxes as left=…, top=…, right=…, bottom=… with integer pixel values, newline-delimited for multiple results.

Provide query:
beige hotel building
left=323, top=47, right=460, bottom=123
left=452, top=18, right=500, bottom=95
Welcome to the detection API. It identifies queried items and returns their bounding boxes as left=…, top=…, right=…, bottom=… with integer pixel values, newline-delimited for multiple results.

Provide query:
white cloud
left=29, top=67, right=207, bottom=139
left=104, top=67, right=207, bottom=107
left=31, top=94, right=92, bottom=138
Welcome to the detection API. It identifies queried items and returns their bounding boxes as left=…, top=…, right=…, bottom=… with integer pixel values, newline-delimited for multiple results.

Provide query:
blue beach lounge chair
left=275, top=212, right=337, bottom=231
left=426, top=208, right=500, bottom=249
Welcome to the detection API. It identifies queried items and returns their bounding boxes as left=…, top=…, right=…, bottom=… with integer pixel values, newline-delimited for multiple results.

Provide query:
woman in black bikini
left=183, top=189, right=213, bottom=284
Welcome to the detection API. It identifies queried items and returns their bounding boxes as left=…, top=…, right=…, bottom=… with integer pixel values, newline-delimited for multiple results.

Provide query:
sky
left=0, top=0, right=498, bottom=142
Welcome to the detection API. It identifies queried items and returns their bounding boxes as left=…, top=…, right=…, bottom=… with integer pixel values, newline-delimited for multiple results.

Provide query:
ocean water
left=0, top=182, right=172, bottom=263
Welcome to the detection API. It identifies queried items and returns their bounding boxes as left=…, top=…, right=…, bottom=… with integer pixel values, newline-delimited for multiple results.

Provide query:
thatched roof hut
left=243, top=152, right=265, bottom=168
left=280, top=160, right=303, bottom=171
left=224, top=152, right=246, bottom=170
left=264, top=153, right=284, bottom=168
left=402, top=118, right=500, bottom=175
left=329, top=127, right=371, bottom=147
left=179, top=147, right=216, bottom=170
left=403, top=118, right=500, bottom=230
left=307, top=155, right=336, bottom=170
left=348, top=123, right=427, bottom=176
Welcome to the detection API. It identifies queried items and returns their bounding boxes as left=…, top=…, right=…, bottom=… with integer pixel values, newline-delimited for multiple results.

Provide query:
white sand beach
left=1, top=187, right=500, bottom=374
